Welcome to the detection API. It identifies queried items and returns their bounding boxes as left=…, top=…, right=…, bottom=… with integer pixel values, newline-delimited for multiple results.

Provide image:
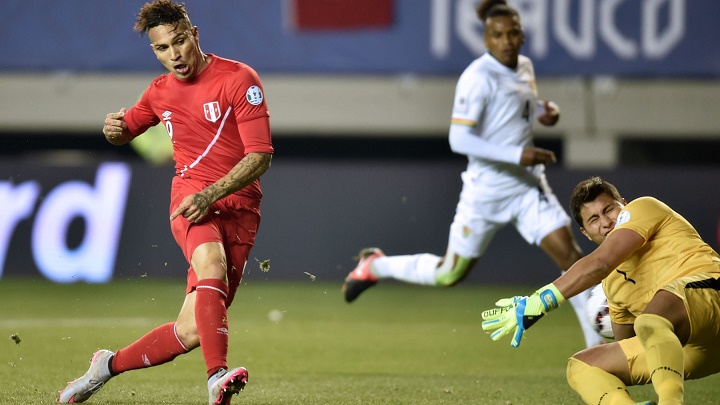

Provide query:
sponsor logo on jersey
left=246, top=85, right=263, bottom=106
left=616, top=210, right=631, bottom=226
left=203, top=101, right=221, bottom=123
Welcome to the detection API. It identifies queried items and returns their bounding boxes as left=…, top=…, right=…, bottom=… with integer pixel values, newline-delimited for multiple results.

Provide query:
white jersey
left=449, top=53, right=544, bottom=196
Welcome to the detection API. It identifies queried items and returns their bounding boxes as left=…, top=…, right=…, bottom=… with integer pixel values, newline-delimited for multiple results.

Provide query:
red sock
left=111, top=322, right=188, bottom=374
left=195, top=278, right=230, bottom=378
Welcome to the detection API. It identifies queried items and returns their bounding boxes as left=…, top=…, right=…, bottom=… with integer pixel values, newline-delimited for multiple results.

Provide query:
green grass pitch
left=1, top=278, right=719, bottom=404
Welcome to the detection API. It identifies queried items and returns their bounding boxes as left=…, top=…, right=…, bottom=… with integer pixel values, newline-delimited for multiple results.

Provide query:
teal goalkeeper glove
left=481, top=283, right=565, bottom=347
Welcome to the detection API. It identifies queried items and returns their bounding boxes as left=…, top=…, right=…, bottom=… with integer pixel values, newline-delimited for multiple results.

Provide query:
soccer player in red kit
left=58, top=1, right=273, bottom=404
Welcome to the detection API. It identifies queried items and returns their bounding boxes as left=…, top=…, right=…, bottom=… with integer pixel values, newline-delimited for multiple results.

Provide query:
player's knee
left=566, top=356, right=578, bottom=375
left=196, top=265, right=228, bottom=281
left=175, top=321, right=200, bottom=349
left=634, top=313, right=673, bottom=342
left=566, top=357, right=587, bottom=389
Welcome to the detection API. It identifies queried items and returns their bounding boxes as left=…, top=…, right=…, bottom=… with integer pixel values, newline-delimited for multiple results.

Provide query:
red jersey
left=124, top=54, right=273, bottom=200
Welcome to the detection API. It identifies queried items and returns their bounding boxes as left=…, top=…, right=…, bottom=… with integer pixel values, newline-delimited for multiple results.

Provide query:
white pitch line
left=0, top=318, right=162, bottom=329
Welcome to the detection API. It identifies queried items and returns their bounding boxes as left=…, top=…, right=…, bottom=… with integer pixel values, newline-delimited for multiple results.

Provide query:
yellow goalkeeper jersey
left=602, top=196, right=720, bottom=325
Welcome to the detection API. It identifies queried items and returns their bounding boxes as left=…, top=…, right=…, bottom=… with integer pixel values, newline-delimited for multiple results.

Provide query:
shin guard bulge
left=196, top=278, right=230, bottom=378
left=567, top=357, right=637, bottom=405
left=635, top=314, right=684, bottom=405
left=112, top=322, right=188, bottom=374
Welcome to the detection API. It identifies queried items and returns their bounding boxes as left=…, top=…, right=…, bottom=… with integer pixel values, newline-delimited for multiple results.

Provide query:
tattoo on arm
left=199, top=152, right=272, bottom=204
left=192, top=193, right=213, bottom=211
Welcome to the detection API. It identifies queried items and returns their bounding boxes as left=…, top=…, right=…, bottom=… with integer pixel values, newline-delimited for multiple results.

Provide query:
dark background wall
left=2, top=145, right=718, bottom=286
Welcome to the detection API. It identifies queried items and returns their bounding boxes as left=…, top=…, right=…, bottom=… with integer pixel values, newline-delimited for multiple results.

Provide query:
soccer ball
left=586, top=284, right=614, bottom=340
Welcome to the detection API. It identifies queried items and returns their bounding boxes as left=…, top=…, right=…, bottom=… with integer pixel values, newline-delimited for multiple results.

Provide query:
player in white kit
left=343, top=0, right=602, bottom=348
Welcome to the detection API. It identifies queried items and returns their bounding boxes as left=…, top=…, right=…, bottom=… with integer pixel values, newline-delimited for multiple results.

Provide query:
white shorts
left=447, top=173, right=571, bottom=258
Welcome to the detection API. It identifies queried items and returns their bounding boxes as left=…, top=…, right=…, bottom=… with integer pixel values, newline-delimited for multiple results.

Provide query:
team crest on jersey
left=246, top=85, right=263, bottom=106
left=616, top=210, right=631, bottom=226
left=203, top=101, right=221, bottom=123
left=455, top=96, right=468, bottom=113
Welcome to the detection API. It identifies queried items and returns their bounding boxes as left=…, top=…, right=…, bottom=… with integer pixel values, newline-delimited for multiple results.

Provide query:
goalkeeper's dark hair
left=134, top=0, right=192, bottom=36
left=477, top=0, right=519, bottom=22
left=569, top=177, right=623, bottom=227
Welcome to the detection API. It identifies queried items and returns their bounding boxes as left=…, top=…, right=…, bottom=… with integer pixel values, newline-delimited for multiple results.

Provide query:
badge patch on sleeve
left=454, top=96, right=468, bottom=114
left=616, top=210, right=631, bottom=226
left=246, top=85, right=263, bottom=105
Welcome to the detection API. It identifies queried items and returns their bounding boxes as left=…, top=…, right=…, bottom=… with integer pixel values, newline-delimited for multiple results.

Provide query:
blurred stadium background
left=3, top=1, right=720, bottom=403
left=1, top=0, right=719, bottom=286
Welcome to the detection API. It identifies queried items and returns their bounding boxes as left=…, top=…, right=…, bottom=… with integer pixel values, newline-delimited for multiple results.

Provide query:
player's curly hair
left=134, top=0, right=192, bottom=36
left=569, top=177, right=624, bottom=227
left=477, top=0, right=519, bottom=22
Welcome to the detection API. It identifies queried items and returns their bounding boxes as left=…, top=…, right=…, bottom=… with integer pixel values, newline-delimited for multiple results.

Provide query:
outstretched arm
left=482, top=228, right=644, bottom=346
left=554, top=228, right=644, bottom=298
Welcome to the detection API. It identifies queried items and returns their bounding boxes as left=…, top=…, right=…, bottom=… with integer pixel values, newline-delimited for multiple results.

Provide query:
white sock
left=372, top=254, right=440, bottom=285
left=568, top=287, right=604, bottom=348
left=207, top=368, right=227, bottom=387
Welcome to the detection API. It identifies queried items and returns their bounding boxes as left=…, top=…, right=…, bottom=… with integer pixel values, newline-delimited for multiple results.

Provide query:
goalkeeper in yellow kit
left=482, top=177, right=720, bottom=405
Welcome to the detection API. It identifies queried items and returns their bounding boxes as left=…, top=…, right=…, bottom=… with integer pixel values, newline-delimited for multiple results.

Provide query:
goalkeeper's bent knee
left=567, top=357, right=634, bottom=404
left=434, top=256, right=474, bottom=287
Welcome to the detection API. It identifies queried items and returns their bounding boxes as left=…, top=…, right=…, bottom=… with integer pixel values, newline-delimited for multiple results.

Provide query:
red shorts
left=169, top=176, right=261, bottom=307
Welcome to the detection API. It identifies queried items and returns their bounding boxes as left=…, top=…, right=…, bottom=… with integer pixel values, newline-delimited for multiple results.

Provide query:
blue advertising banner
left=1, top=0, right=717, bottom=76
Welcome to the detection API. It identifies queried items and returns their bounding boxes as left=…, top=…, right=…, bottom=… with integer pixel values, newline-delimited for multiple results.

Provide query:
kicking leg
left=58, top=297, right=193, bottom=403
left=372, top=245, right=478, bottom=287
left=343, top=244, right=479, bottom=303
left=192, top=242, right=231, bottom=379
left=192, top=242, right=249, bottom=405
